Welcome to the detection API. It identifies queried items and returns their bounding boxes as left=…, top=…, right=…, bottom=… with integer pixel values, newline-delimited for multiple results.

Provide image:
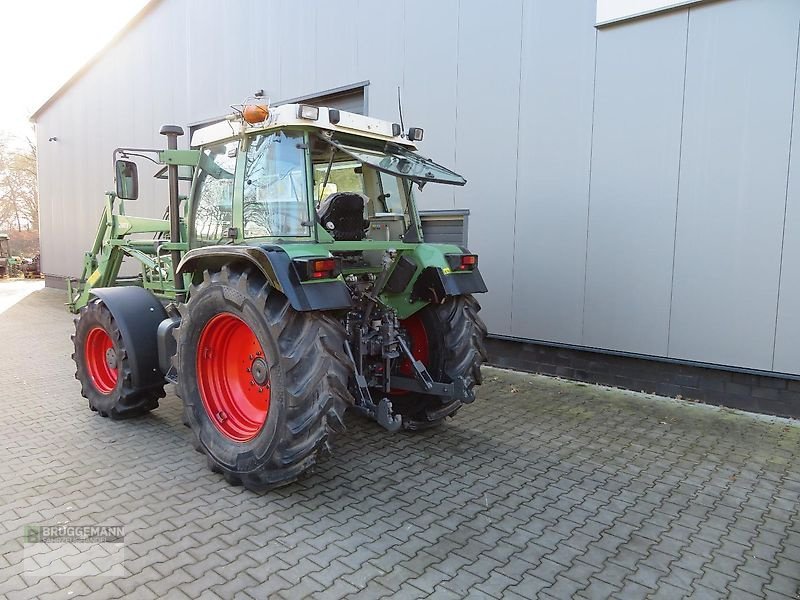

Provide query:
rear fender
left=176, top=245, right=352, bottom=311
left=410, top=266, right=488, bottom=304
left=88, top=287, right=168, bottom=389
left=380, top=243, right=488, bottom=318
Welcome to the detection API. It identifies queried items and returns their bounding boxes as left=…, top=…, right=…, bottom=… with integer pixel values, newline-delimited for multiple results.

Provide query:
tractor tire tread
left=175, top=265, right=352, bottom=492
left=72, top=299, right=163, bottom=419
left=402, top=295, right=487, bottom=429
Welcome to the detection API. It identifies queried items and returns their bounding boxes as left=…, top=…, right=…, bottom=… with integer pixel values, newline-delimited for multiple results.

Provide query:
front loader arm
left=67, top=148, right=199, bottom=313
left=67, top=193, right=173, bottom=313
left=68, top=193, right=122, bottom=312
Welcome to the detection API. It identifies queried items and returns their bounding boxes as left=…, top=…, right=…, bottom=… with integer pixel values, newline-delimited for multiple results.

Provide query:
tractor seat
left=317, top=192, right=369, bottom=241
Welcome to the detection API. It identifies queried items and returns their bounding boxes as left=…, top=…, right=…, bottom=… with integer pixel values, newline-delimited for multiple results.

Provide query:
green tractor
left=0, top=234, right=9, bottom=278
left=0, top=234, right=22, bottom=278
left=68, top=102, right=487, bottom=491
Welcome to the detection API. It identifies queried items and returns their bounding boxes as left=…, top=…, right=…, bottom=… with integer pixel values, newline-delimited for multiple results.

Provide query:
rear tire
left=174, top=265, right=353, bottom=492
left=72, top=299, right=164, bottom=418
left=391, top=295, right=488, bottom=430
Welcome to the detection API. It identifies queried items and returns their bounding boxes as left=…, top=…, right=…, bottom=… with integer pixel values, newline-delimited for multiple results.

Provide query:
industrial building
left=31, top=0, right=800, bottom=415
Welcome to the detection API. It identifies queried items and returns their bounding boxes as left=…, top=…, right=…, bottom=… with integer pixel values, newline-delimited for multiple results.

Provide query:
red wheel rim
left=196, top=313, right=271, bottom=442
left=396, top=314, right=430, bottom=393
left=84, top=327, right=119, bottom=394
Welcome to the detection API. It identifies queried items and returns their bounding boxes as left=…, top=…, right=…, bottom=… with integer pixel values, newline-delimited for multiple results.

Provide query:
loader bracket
left=157, top=314, right=181, bottom=382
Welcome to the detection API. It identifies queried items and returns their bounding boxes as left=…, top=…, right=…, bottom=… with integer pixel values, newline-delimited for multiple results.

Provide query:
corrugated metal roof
left=29, top=0, right=162, bottom=122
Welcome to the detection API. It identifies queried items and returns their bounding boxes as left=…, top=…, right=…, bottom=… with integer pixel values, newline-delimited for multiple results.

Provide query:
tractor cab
left=186, top=103, right=465, bottom=250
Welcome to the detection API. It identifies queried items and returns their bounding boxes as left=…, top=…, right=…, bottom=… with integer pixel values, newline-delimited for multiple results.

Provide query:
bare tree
left=0, top=136, right=38, bottom=232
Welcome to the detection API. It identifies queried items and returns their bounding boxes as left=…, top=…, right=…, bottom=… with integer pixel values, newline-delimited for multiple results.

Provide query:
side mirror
left=115, top=160, right=138, bottom=200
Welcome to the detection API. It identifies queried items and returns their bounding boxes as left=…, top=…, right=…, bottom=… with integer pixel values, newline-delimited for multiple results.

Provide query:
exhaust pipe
left=160, top=125, right=185, bottom=302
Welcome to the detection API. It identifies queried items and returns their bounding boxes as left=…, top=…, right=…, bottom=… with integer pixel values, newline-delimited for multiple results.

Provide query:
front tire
left=72, top=299, right=164, bottom=418
left=175, top=265, right=353, bottom=492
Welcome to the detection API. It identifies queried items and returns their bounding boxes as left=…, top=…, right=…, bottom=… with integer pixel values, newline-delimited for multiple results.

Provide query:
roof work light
left=297, top=105, right=320, bottom=120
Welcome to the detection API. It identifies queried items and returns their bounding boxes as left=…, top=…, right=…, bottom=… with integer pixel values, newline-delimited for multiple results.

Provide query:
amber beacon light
left=243, top=104, right=269, bottom=124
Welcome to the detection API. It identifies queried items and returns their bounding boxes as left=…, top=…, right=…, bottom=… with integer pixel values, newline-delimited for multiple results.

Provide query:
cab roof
left=190, top=103, right=419, bottom=150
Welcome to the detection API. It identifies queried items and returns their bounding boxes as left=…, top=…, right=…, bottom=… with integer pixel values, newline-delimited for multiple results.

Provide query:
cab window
left=377, top=172, right=406, bottom=215
left=311, top=135, right=417, bottom=242
left=192, top=141, right=236, bottom=244
left=313, top=160, right=364, bottom=202
left=243, top=131, right=311, bottom=238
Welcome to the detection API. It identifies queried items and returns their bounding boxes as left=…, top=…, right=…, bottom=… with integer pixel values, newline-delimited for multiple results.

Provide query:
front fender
left=176, top=245, right=352, bottom=312
left=88, top=286, right=168, bottom=389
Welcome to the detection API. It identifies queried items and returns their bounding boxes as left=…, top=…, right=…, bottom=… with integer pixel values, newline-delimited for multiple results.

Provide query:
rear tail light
left=460, top=255, right=477, bottom=268
left=445, top=253, right=478, bottom=271
left=294, top=257, right=341, bottom=280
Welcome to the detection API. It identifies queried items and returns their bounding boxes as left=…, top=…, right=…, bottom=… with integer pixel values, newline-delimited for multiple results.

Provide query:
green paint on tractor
left=68, top=101, right=488, bottom=491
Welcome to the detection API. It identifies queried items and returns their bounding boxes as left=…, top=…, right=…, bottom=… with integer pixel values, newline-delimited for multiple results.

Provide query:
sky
left=0, top=0, right=150, bottom=142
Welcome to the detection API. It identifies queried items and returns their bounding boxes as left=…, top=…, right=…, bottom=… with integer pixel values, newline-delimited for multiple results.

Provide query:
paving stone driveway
left=0, top=287, right=798, bottom=600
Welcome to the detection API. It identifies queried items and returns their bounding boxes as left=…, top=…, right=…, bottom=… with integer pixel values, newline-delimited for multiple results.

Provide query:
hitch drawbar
left=344, top=326, right=475, bottom=433
left=355, top=392, right=403, bottom=434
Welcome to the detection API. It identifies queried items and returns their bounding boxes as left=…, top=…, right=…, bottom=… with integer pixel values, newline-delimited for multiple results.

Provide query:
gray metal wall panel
left=37, top=0, right=190, bottom=278
left=402, top=0, right=459, bottom=211
left=313, top=1, right=360, bottom=93
left=772, top=31, right=800, bottom=375
left=583, top=11, right=687, bottom=355
left=354, top=1, right=404, bottom=118
left=186, top=1, right=248, bottom=121
left=668, top=0, right=800, bottom=370
left=452, top=0, right=523, bottom=336
left=277, top=0, right=317, bottom=101
left=34, top=0, right=800, bottom=377
left=511, top=0, right=597, bottom=344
